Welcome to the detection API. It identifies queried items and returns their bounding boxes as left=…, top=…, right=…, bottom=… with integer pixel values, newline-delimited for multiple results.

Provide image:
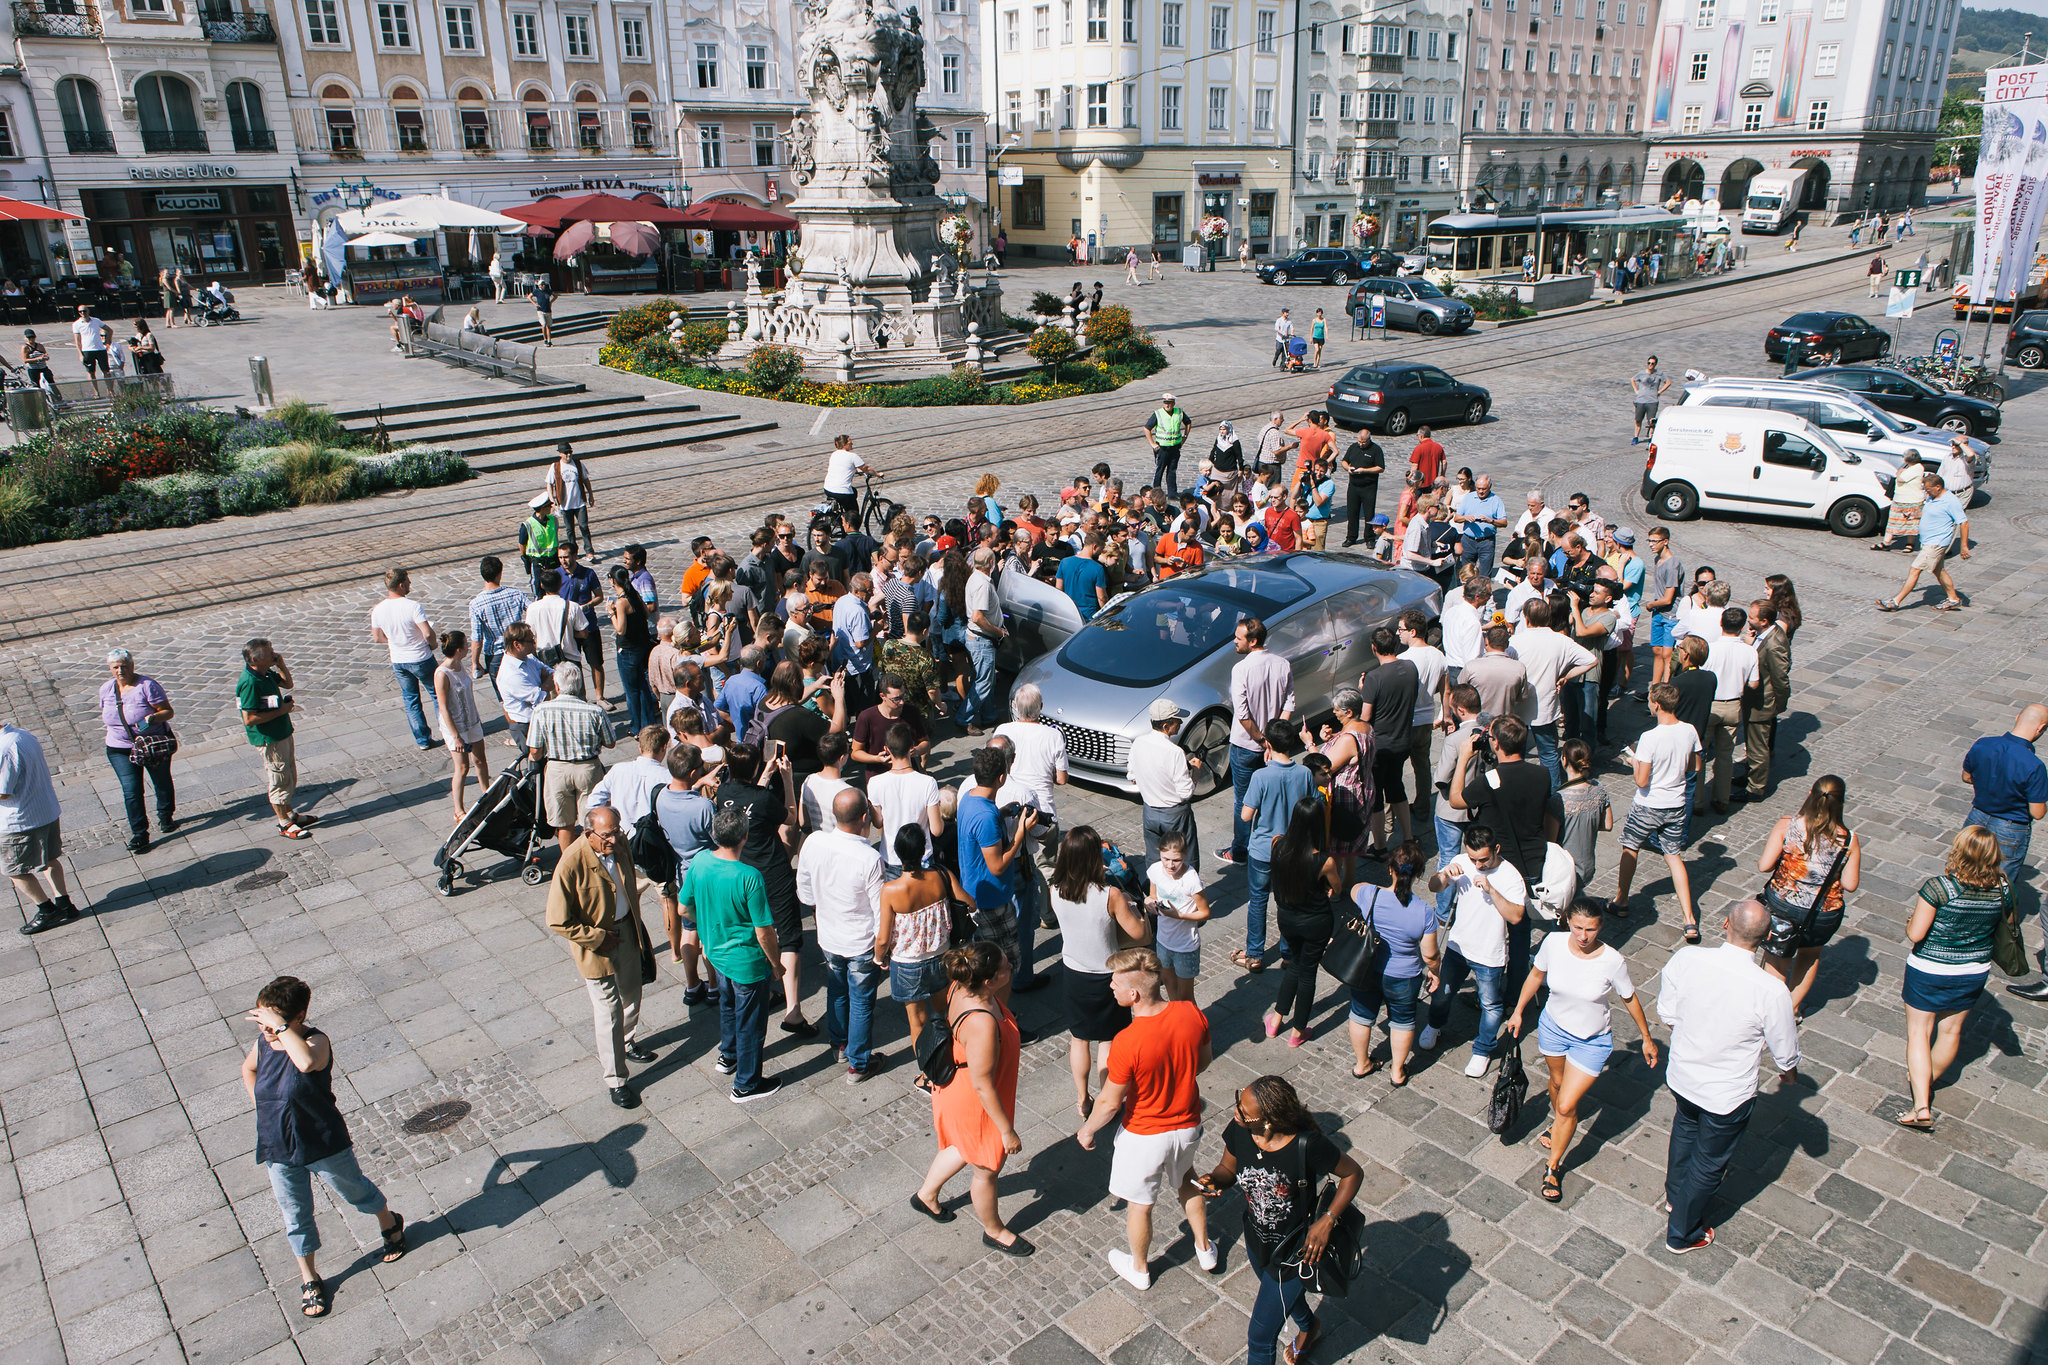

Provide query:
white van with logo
left=1679, top=377, right=1992, bottom=487
left=1640, top=408, right=1890, bottom=537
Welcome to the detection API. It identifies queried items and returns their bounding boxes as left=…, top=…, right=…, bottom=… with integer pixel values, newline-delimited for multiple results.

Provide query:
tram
left=1425, top=205, right=1693, bottom=283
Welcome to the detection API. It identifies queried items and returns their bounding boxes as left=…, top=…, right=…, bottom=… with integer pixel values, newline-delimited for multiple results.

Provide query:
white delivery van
left=1679, top=378, right=1992, bottom=487
left=1640, top=407, right=1890, bottom=537
left=1742, top=169, right=1810, bottom=234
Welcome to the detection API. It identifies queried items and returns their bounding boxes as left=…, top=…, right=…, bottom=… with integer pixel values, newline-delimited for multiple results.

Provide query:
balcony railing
left=64, top=129, right=116, bottom=154
left=13, top=0, right=101, bottom=37
left=141, top=130, right=209, bottom=152
left=1368, top=53, right=1402, bottom=73
left=1362, top=119, right=1399, bottom=142
left=200, top=8, right=277, bottom=42
left=232, top=128, right=277, bottom=151
left=292, top=103, right=670, bottom=159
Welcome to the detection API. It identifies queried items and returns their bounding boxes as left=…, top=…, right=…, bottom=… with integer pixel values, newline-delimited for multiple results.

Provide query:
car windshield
left=1055, top=566, right=1313, bottom=687
left=1340, top=369, right=1387, bottom=388
left=1783, top=313, right=1835, bottom=330
left=1408, top=280, right=1447, bottom=299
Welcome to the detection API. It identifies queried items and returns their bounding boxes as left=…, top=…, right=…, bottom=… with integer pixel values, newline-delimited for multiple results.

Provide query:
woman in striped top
left=1899, top=826, right=2014, bottom=1131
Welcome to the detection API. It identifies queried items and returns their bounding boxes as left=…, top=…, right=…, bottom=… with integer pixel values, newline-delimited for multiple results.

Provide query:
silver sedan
left=1004, top=553, right=1443, bottom=793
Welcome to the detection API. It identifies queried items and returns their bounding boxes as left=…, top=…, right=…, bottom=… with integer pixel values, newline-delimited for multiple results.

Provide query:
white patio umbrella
left=337, top=194, right=529, bottom=236
left=346, top=231, right=420, bottom=248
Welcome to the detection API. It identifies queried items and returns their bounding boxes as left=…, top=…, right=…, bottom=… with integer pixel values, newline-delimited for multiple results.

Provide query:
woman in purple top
left=98, top=649, right=175, bottom=853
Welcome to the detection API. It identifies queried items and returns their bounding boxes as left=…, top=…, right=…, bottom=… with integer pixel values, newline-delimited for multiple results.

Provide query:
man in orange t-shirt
left=1409, top=428, right=1446, bottom=486
left=1153, top=526, right=1205, bottom=580
left=1078, top=948, right=1216, bottom=1289
left=677, top=536, right=719, bottom=614
left=1290, top=411, right=1334, bottom=494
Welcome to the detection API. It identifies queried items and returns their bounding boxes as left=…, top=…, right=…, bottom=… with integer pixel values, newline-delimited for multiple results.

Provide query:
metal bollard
left=249, top=355, right=274, bottom=407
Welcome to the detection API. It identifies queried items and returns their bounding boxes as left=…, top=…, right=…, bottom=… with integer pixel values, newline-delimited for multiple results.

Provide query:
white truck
left=1742, top=169, right=1811, bottom=235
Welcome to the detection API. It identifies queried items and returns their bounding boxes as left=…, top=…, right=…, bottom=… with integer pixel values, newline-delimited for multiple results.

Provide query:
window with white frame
left=1304, top=151, right=1320, bottom=179
left=1086, top=83, right=1107, bottom=125
left=619, top=16, right=646, bottom=60
left=942, top=52, right=961, bottom=93
left=1005, top=91, right=1020, bottom=133
left=1036, top=87, right=1051, bottom=126
left=1060, top=84, right=1073, bottom=127
left=1124, top=0, right=1137, bottom=40
left=1087, top=0, right=1106, bottom=40
left=1003, top=9, right=1019, bottom=50
left=938, top=0, right=955, bottom=8
left=1402, top=95, right=1414, bottom=121
left=1743, top=101, right=1763, bottom=130
left=1590, top=52, right=1601, bottom=75
left=1620, top=101, right=1632, bottom=129
left=1341, top=22, right=1352, bottom=51
left=955, top=128, right=974, bottom=168
left=1307, top=91, right=1323, bottom=119
left=1209, top=4, right=1229, bottom=51
left=1162, top=1, right=1181, bottom=45
left=1207, top=85, right=1228, bottom=130
left=1810, top=41, right=1838, bottom=76
left=1823, top=0, right=1845, bottom=16
left=1476, top=45, right=1488, bottom=71
left=1749, top=48, right=1772, bottom=79
left=1681, top=104, right=1701, bottom=132
left=1525, top=45, right=1535, bottom=71
left=1693, top=0, right=1713, bottom=27
left=1309, top=23, right=1322, bottom=51
left=1253, top=88, right=1273, bottom=130
left=1366, top=92, right=1396, bottom=119
left=0, top=110, right=15, bottom=158
left=1033, top=5, right=1049, bottom=46
left=1630, top=56, right=1642, bottom=77
left=1518, top=99, right=1531, bottom=129
left=1570, top=51, right=1581, bottom=74
left=1807, top=99, right=1827, bottom=130
left=753, top=122, right=776, bottom=164
left=512, top=9, right=539, bottom=55
left=1564, top=100, right=1576, bottom=129
left=304, top=0, right=342, bottom=44
left=1915, top=46, right=1929, bottom=80
left=1542, top=99, right=1554, bottom=129
left=1689, top=51, right=1707, bottom=80
left=1123, top=83, right=1136, bottom=125
left=695, top=42, right=718, bottom=87
left=563, top=12, right=592, bottom=58
left=376, top=2, right=412, bottom=48
left=1422, top=96, right=1434, bottom=122
left=1881, top=41, right=1892, bottom=75
left=1161, top=84, right=1181, bottom=128
left=1397, top=155, right=1411, bottom=182
left=1256, top=8, right=1275, bottom=52
left=1548, top=49, right=1559, bottom=73
left=1495, top=97, right=1507, bottom=130
left=1446, top=33, right=1455, bottom=59
left=442, top=5, right=475, bottom=49
left=1060, top=0, right=1072, bottom=42
left=698, top=124, right=722, bottom=167
left=1428, top=30, right=1439, bottom=58
left=1337, top=93, right=1351, bottom=118
left=746, top=44, right=769, bottom=87
left=1333, top=152, right=1348, bottom=182
left=1407, top=28, right=1418, bottom=57
left=1370, top=24, right=1399, bottom=53
left=1758, top=0, right=1778, bottom=20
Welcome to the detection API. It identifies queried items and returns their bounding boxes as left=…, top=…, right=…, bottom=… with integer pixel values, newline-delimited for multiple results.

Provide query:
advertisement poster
left=1713, top=23, right=1744, bottom=128
left=1652, top=25, right=1681, bottom=128
left=1776, top=13, right=1811, bottom=124
left=1972, top=63, right=2048, bottom=305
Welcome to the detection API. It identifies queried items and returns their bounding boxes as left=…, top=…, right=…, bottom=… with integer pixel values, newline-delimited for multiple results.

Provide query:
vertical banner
left=1713, top=23, right=1745, bottom=128
left=1652, top=25, right=1681, bottom=128
left=1776, top=13, right=1811, bottom=124
left=1973, top=63, right=2048, bottom=305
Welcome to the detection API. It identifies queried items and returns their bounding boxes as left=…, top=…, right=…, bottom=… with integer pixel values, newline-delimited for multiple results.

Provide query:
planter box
left=1476, top=272, right=1594, bottom=309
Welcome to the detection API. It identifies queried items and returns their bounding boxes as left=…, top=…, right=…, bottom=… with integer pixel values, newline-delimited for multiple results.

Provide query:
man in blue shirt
left=1967, top=706, right=2048, bottom=999
left=1454, top=473, right=1509, bottom=578
left=557, top=543, right=608, bottom=701
left=1238, top=719, right=1316, bottom=970
left=958, top=745, right=1038, bottom=1002
left=1878, top=473, right=1969, bottom=613
left=718, top=647, right=769, bottom=739
left=1056, top=534, right=1110, bottom=620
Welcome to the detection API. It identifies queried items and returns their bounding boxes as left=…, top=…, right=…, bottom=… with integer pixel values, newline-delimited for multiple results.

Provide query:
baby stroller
left=1284, top=335, right=1309, bottom=372
left=196, top=289, right=240, bottom=326
left=434, top=758, right=551, bottom=896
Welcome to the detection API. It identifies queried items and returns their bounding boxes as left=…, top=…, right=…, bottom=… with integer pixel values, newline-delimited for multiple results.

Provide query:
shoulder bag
left=915, top=1003, right=992, bottom=1089
left=1991, top=882, right=2029, bottom=977
left=1761, top=828, right=1850, bottom=945
left=1275, top=1178, right=1367, bottom=1297
left=538, top=596, right=572, bottom=666
left=629, top=790, right=680, bottom=886
left=114, top=684, right=178, bottom=765
left=1323, top=885, right=1385, bottom=991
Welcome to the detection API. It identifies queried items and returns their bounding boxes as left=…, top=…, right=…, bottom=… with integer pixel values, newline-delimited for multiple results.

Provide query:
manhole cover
left=401, top=1100, right=472, bottom=1134
left=686, top=443, right=726, bottom=453
left=232, top=869, right=289, bottom=892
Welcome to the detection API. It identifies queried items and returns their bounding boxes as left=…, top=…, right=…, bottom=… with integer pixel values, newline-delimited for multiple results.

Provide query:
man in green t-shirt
left=679, top=809, right=782, bottom=1101
left=236, top=638, right=316, bottom=839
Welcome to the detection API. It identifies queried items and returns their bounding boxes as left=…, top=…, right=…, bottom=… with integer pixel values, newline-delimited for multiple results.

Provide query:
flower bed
left=0, top=395, right=471, bottom=547
left=600, top=303, right=1167, bottom=408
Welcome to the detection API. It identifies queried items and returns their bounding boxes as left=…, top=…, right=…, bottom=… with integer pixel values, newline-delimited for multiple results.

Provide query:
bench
left=404, top=318, right=542, bottom=385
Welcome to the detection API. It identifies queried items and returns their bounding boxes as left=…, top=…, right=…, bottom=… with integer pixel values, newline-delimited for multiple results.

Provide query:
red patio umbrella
left=501, top=192, right=691, bottom=231
left=679, top=200, right=799, bottom=232
left=0, top=195, right=83, bottom=222
left=553, top=219, right=659, bottom=260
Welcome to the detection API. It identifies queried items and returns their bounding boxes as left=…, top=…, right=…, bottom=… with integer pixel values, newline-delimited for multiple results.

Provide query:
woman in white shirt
left=1503, top=904, right=1660, bottom=1203
left=1049, top=826, right=1148, bottom=1118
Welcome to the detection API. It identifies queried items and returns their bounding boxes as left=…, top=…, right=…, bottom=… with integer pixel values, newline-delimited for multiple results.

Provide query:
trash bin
left=5, top=385, right=50, bottom=433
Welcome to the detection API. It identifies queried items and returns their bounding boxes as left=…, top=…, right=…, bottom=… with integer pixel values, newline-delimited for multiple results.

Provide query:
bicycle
left=810, top=471, right=905, bottom=545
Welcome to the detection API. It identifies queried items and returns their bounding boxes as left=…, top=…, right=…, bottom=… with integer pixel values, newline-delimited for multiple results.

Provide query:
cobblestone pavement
left=2, top=209, right=2045, bottom=1365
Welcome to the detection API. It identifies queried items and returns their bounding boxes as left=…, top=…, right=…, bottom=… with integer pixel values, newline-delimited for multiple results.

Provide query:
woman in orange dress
left=910, top=942, right=1033, bottom=1255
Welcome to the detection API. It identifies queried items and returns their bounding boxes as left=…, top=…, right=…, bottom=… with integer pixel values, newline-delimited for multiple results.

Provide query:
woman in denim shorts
left=877, top=825, right=964, bottom=1042
left=1144, top=835, right=1211, bottom=1001
left=1345, top=839, right=1440, bottom=1084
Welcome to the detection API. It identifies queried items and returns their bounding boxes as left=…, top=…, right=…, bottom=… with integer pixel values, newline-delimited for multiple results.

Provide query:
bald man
left=1969, top=705, right=2048, bottom=1000
left=796, top=786, right=887, bottom=1080
left=1657, top=900, right=1799, bottom=1254
left=545, top=804, right=656, bottom=1108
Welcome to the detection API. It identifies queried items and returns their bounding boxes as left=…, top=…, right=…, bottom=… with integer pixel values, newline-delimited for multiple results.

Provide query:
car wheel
left=1180, top=711, right=1231, bottom=798
left=1876, top=338, right=1892, bottom=357
left=1939, top=413, right=1974, bottom=434
left=2016, top=343, right=2045, bottom=368
left=1417, top=312, right=1442, bottom=335
left=1383, top=408, right=1411, bottom=436
left=1272, top=271, right=1289, bottom=286
left=1330, top=271, right=1350, bottom=287
left=1463, top=398, right=1487, bottom=425
left=1653, top=482, right=1700, bottom=520
left=1828, top=497, right=1880, bottom=537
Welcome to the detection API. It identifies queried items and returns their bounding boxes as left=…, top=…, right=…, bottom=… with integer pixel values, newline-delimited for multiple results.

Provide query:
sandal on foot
left=1537, top=1128, right=1554, bottom=1150
left=379, top=1211, right=407, bottom=1262
left=1683, top=924, right=1702, bottom=945
left=1540, top=1168, right=1563, bottom=1203
left=1896, top=1109, right=1937, bottom=1131
left=1875, top=598, right=1900, bottom=612
left=301, top=1279, right=330, bottom=1317
left=277, top=822, right=310, bottom=840
left=1263, top=1010, right=1282, bottom=1039
left=1935, top=599, right=1964, bottom=612
left=1353, top=1061, right=1381, bottom=1079
left=1284, top=1323, right=1323, bottom=1365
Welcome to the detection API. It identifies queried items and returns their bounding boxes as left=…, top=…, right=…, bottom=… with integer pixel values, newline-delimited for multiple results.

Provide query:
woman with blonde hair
left=973, top=472, right=1005, bottom=528
left=432, top=631, right=489, bottom=821
left=1898, top=825, right=2014, bottom=1129
left=1756, top=775, right=1861, bottom=1019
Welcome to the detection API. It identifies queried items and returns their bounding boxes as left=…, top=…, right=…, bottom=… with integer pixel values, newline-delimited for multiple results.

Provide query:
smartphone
left=766, top=739, right=786, bottom=764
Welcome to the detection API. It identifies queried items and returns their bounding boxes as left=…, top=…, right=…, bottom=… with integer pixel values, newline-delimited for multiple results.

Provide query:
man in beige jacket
left=546, top=806, right=656, bottom=1108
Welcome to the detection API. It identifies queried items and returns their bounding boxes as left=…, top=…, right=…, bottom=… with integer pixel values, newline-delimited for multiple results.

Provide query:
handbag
left=1761, top=829, right=1850, bottom=945
left=1992, top=883, right=2029, bottom=977
left=1275, top=1179, right=1367, bottom=1297
left=1488, top=1041, right=1528, bottom=1140
left=635, top=912, right=657, bottom=985
left=114, top=686, right=177, bottom=766
left=1323, top=885, right=1385, bottom=991
left=915, top=1003, right=991, bottom=1089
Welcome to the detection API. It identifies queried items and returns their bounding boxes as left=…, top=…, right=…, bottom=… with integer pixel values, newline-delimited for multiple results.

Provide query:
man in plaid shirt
left=469, top=555, right=530, bottom=706
left=528, top=664, right=615, bottom=852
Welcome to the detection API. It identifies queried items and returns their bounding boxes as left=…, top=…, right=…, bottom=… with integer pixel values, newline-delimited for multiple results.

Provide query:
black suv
left=2006, top=310, right=2048, bottom=368
left=1795, top=366, right=2001, bottom=437
left=1764, top=311, right=1892, bottom=364
left=1257, top=248, right=1383, bottom=287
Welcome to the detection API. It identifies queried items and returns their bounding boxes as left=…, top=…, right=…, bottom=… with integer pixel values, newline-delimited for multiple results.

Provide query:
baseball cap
left=529, top=492, right=551, bottom=509
left=1611, top=527, right=1637, bottom=546
left=1371, top=513, right=1390, bottom=527
left=1163, top=391, right=1176, bottom=401
left=1149, top=698, right=1183, bottom=723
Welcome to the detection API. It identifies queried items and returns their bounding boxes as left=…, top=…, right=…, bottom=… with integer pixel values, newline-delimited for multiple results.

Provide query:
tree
left=1935, top=89, right=1982, bottom=174
left=1026, top=325, right=1076, bottom=384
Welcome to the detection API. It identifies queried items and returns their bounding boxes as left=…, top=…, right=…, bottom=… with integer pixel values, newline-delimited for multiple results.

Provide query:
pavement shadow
left=1360, top=1210, right=1478, bottom=1356
left=1801, top=934, right=1882, bottom=1018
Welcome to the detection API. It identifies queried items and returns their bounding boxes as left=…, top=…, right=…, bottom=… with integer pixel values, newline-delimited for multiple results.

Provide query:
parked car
left=1342, top=277, right=1477, bottom=335
left=1640, top=408, right=1889, bottom=538
left=1257, top=247, right=1381, bottom=286
left=2004, top=309, right=2048, bottom=367
left=1009, top=554, right=1442, bottom=791
left=1681, top=377, right=1991, bottom=486
left=1326, top=361, right=1490, bottom=435
left=1763, top=311, right=1892, bottom=364
left=1793, top=365, right=2002, bottom=437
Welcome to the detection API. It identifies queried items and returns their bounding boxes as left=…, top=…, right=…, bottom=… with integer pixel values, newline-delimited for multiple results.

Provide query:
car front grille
left=1049, top=720, right=1129, bottom=770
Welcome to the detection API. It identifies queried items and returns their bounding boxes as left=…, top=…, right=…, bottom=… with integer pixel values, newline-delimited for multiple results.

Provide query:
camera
left=1471, top=731, right=1495, bottom=762
left=999, top=801, right=1026, bottom=819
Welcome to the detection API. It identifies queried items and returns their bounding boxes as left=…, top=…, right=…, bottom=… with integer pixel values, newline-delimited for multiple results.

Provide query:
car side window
left=1762, top=432, right=1824, bottom=469
left=1381, top=282, right=1410, bottom=300
left=1812, top=401, right=1865, bottom=432
left=1420, top=369, right=1457, bottom=389
left=1847, top=316, right=1875, bottom=330
left=1395, top=371, right=1424, bottom=390
left=1813, top=372, right=1867, bottom=392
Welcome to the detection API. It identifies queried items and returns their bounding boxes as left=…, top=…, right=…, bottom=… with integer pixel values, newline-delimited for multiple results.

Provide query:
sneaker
left=713, top=1056, right=737, bottom=1075
left=731, top=1078, right=783, bottom=1104
left=1107, top=1248, right=1152, bottom=1291
left=845, top=1067, right=869, bottom=1085
left=1193, top=1239, right=1220, bottom=1273
left=683, top=985, right=711, bottom=1007
left=1665, top=1228, right=1715, bottom=1255
left=1213, top=850, right=1242, bottom=867
left=779, top=1015, right=820, bottom=1038
left=1417, top=1025, right=1440, bottom=1050
left=1464, top=1052, right=1491, bottom=1079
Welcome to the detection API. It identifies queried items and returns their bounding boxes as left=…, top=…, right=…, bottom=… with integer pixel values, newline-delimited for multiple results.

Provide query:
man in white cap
left=1127, top=698, right=1204, bottom=865
left=1144, top=393, right=1192, bottom=500
left=519, top=492, right=561, bottom=597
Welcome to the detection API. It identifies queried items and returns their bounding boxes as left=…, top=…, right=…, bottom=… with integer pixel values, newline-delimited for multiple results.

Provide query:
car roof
left=1781, top=311, right=1851, bottom=325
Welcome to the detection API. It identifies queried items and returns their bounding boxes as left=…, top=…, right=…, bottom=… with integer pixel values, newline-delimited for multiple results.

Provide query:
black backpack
left=915, top=1005, right=990, bottom=1089
left=629, top=790, right=679, bottom=886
